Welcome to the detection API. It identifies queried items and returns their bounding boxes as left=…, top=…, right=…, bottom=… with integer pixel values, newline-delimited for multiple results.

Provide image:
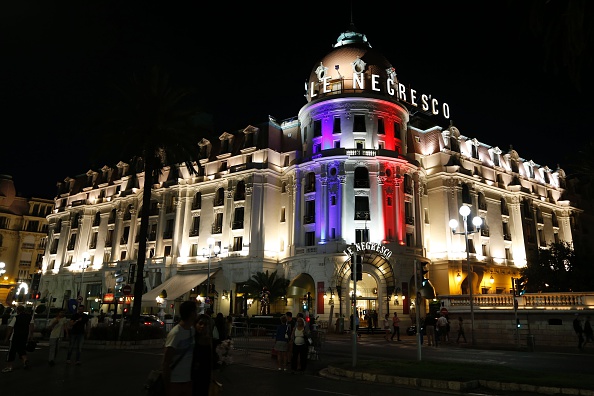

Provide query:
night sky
left=2, top=1, right=593, bottom=199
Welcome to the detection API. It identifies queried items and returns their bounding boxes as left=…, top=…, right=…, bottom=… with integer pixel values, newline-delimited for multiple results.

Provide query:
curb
left=321, top=366, right=594, bottom=396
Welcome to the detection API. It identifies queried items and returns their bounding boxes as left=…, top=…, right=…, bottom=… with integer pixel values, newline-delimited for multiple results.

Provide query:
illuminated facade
left=0, top=175, right=53, bottom=306
left=39, top=28, right=581, bottom=324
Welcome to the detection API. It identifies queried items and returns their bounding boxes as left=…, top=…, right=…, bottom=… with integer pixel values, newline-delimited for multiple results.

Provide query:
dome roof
left=305, top=27, right=397, bottom=103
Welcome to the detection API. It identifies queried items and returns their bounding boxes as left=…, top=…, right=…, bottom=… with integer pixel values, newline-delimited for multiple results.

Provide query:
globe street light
left=0, top=262, right=6, bottom=278
left=202, top=237, right=220, bottom=310
left=449, top=205, right=482, bottom=346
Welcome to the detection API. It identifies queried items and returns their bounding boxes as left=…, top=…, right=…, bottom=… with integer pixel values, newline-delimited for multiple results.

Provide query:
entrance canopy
left=141, top=270, right=217, bottom=303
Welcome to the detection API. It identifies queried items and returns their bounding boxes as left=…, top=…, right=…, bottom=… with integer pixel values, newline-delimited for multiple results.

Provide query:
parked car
left=139, top=315, right=165, bottom=328
left=114, top=314, right=165, bottom=328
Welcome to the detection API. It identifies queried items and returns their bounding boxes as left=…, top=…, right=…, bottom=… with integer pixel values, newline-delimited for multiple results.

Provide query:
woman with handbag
left=290, top=317, right=310, bottom=373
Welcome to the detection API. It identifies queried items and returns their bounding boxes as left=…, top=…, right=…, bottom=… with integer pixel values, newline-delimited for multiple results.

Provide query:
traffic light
left=420, top=261, right=429, bottom=287
left=35, top=291, right=41, bottom=300
left=516, top=318, right=521, bottom=328
left=123, top=307, right=129, bottom=315
left=350, top=255, right=362, bottom=281
left=515, top=276, right=527, bottom=296
left=418, top=261, right=436, bottom=299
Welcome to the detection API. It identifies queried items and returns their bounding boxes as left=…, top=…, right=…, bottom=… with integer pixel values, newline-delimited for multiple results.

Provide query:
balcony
left=355, top=211, right=370, bottom=221
left=232, top=221, right=244, bottom=229
left=189, top=229, right=199, bottom=237
left=211, top=225, right=222, bottom=234
left=503, top=234, right=512, bottom=241
left=480, top=228, right=490, bottom=237
left=163, top=231, right=173, bottom=239
left=405, top=216, right=414, bottom=225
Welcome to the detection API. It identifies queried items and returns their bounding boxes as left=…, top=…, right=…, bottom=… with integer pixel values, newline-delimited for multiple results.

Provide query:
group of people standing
left=273, top=311, right=311, bottom=373
left=162, top=301, right=231, bottom=396
left=422, top=312, right=465, bottom=346
left=3, top=304, right=90, bottom=373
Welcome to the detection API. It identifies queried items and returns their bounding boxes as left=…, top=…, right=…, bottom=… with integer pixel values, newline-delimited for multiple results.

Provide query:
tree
left=242, top=270, right=289, bottom=307
left=520, top=241, right=594, bottom=292
left=94, top=65, right=213, bottom=329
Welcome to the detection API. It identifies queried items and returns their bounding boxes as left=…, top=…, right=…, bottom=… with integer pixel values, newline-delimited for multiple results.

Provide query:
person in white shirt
left=47, top=309, right=69, bottom=365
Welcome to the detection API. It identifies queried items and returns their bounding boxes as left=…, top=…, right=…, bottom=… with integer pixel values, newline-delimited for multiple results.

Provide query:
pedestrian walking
left=163, top=300, right=196, bottom=396
left=573, top=314, right=584, bottom=351
left=456, top=316, right=467, bottom=343
left=2, top=305, right=33, bottom=372
left=390, top=312, right=401, bottom=341
left=66, top=304, right=89, bottom=365
left=383, top=313, right=391, bottom=341
left=424, top=312, right=436, bottom=347
left=273, top=315, right=290, bottom=371
left=583, top=316, right=593, bottom=346
left=47, top=309, right=69, bottom=365
left=290, top=317, right=310, bottom=373
left=437, top=312, right=448, bottom=345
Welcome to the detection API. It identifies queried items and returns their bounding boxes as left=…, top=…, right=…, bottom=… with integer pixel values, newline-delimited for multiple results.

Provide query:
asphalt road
left=0, top=331, right=591, bottom=396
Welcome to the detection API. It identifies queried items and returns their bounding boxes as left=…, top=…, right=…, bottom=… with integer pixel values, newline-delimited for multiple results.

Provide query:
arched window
left=354, top=167, right=370, bottom=188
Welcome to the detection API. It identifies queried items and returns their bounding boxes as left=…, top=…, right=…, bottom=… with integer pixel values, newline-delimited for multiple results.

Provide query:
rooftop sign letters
left=344, top=242, right=393, bottom=259
left=309, top=76, right=451, bottom=119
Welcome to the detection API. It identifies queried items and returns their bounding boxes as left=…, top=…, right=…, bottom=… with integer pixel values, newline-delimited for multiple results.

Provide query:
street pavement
left=1, top=330, right=592, bottom=396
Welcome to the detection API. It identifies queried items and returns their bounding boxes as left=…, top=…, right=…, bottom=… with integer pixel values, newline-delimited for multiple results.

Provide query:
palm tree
left=242, top=270, right=289, bottom=313
left=94, top=65, right=212, bottom=329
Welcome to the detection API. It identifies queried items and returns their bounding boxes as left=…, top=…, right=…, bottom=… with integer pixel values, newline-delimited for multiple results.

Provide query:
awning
left=141, top=271, right=217, bottom=303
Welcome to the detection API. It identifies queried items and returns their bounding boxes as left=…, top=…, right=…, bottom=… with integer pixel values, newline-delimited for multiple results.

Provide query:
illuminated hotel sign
left=344, top=242, right=393, bottom=259
left=310, top=75, right=451, bottom=119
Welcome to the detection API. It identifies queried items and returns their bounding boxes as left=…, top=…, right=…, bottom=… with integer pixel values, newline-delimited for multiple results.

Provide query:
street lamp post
left=0, top=262, right=6, bottom=279
left=79, top=253, right=90, bottom=306
left=202, top=237, right=220, bottom=310
left=449, top=205, right=482, bottom=346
